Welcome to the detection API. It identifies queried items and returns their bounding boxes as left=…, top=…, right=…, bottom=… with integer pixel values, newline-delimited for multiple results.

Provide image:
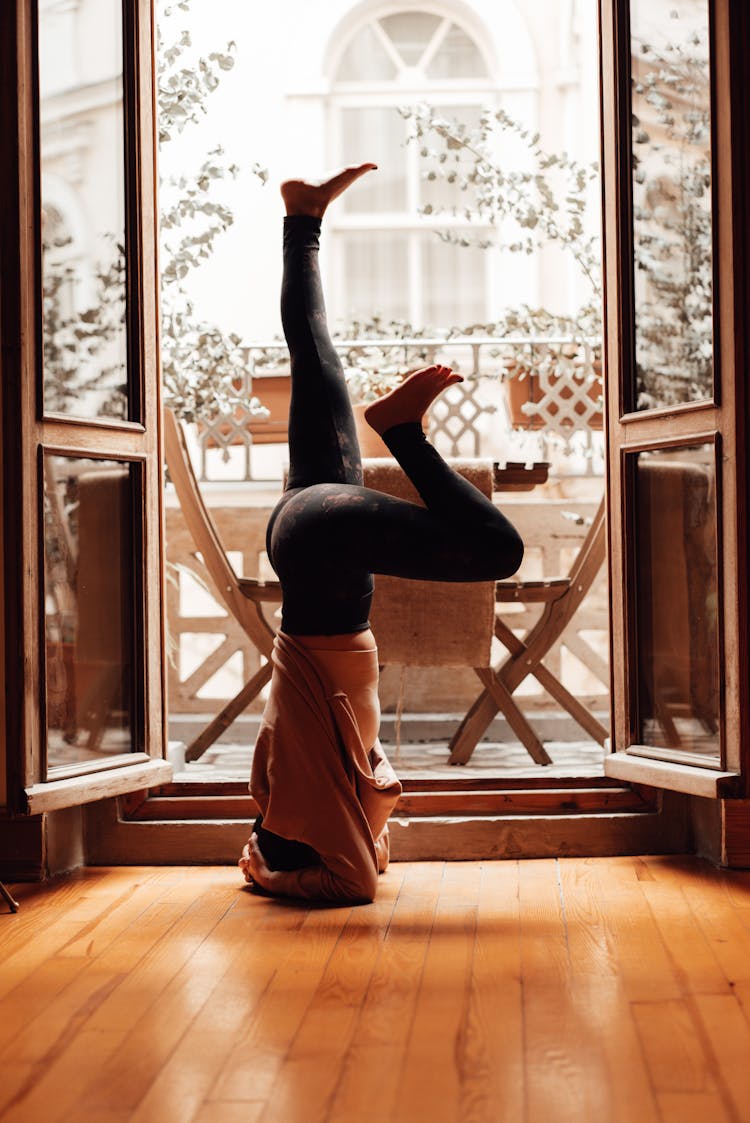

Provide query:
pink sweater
left=250, top=632, right=402, bottom=902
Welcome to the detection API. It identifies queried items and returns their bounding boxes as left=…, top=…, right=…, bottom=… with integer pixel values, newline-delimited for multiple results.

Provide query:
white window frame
left=325, top=9, right=502, bottom=329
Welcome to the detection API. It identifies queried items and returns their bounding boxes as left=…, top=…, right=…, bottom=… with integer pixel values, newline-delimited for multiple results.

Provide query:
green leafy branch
left=157, top=0, right=269, bottom=424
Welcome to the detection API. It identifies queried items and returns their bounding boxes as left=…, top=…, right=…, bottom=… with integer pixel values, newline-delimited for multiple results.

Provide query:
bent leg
left=270, top=466, right=522, bottom=630
left=281, top=216, right=362, bottom=489
left=293, top=480, right=523, bottom=585
left=362, top=418, right=524, bottom=579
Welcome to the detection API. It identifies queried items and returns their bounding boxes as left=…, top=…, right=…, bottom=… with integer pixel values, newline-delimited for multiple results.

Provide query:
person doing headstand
left=239, top=164, right=524, bottom=903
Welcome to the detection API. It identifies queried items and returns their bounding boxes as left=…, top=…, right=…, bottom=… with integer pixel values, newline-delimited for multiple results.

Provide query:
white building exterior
left=39, top=0, right=601, bottom=442
left=173, top=0, right=600, bottom=342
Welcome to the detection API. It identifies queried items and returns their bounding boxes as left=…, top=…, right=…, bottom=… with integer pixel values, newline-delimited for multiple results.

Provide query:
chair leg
left=448, top=668, right=552, bottom=767
left=82, top=665, right=123, bottom=753
left=448, top=688, right=502, bottom=766
left=532, top=663, right=609, bottom=745
left=450, top=608, right=609, bottom=764
left=476, top=668, right=553, bottom=766
left=1, top=881, right=19, bottom=913
left=494, top=615, right=611, bottom=745
left=449, top=618, right=544, bottom=765
left=185, top=662, right=273, bottom=763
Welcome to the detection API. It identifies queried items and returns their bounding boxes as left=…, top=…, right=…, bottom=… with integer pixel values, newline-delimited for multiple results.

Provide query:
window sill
left=25, top=758, right=173, bottom=814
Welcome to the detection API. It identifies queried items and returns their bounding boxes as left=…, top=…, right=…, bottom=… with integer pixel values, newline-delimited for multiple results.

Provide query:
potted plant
left=463, top=305, right=603, bottom=431
left=157, top=0, right=269, bottom=431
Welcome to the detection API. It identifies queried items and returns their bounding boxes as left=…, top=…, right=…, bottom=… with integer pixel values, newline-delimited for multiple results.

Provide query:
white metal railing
left=194, top=335, right=604, bottom=481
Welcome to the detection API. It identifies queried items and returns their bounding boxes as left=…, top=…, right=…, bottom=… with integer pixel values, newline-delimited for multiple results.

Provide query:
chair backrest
left=364, top=458, right=496, bottom=668
left=163, top=407, right=262, bottom=633
left=76, top=467, right=130, bottom=662
left=502, top=495, right=607, bottom=693
left=567, top=495, right=607, bottom=590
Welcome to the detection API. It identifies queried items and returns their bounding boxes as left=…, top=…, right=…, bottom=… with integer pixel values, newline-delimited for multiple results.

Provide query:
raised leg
left=280, top=165, right=376, bottom=491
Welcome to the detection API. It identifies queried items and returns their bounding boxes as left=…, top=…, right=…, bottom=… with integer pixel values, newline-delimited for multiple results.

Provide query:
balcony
left=165, top=335, right=608, bottom=781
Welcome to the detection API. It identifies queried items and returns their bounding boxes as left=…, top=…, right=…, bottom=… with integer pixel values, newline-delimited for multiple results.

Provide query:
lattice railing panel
left=515, top=341, right=603, bottom=436
left=190, top=335, right=603, bottom=481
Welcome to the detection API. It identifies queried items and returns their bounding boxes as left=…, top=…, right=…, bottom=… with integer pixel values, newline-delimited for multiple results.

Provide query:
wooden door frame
left=86, top=0, right=750, bottom=868
left=3, top=0, right=750, bottom=870
left=0, top=0, right=170, bottom=816
left=600, top=0, right=750, bottom=798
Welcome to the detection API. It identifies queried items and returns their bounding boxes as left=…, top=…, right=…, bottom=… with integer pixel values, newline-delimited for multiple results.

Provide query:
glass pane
left=422, top=236, right=487, bottom=328
left=379, top=13, right=441, bottom=67
left=341, top=108, right=407, bottom=212
left=632, top=444, right=720, bottom=761
left=630, top=1, right=713, bottom=411
left=44, top=455, right=138, bottom=770
left=426, top=23, right=487, bottom=79
left=39, top=3, right=128, bottom=419
left=336, top=23, right=398, bottom=81
left=341, top=235, right=409, bottom=323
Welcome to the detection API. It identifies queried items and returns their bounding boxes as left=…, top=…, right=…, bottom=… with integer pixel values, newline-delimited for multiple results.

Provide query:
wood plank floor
left=1, top=857, right=750, bottom=1122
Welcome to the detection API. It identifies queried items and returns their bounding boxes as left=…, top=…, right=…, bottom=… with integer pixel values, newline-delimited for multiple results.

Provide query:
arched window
left=327, top=9, right=498, bottom=331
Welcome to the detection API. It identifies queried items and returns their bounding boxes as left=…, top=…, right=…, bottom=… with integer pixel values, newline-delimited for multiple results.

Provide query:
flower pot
left=200, top=372, right=292, bottom=447
left=352, top=402, right=392, bottom=457
left=504, top=360, right=603, bottom=430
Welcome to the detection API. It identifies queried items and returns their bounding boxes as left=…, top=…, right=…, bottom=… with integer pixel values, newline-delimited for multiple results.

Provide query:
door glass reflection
left=44, top=455, right=137, bottom=770
left=633, top=444, right=720, bottom=761
left=630, top=1, right=713, bottom=411
left=39, top=3, right=128, bottom=419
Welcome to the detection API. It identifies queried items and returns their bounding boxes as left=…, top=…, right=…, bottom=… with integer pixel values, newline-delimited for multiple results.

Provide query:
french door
left=600, top=0, right=749, bottom=798
left=1, top=0, right=169, bottom=813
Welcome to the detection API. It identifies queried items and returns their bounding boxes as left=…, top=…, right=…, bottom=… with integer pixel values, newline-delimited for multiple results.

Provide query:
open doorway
left=158, top=0, right=608, bottom=787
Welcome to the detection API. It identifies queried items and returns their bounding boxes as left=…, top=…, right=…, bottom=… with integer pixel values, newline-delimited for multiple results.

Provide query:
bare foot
left=364, top=365, right=463, bottom=436
left=281, top=163, right=378, bottom=218
left=239, top=834, right=287, bottom=897
left=238, top=839, right=254, bottom=885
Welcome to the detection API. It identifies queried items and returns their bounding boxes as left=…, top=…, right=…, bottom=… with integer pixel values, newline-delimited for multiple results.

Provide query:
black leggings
left=266, top=215, right=525, bottom=636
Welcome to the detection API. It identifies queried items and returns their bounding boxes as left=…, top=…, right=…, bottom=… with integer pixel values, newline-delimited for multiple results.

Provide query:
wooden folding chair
left=163, top=408, right=282, bottom=762
left=364, top=458, right=559, bottom=767
left=449, top=497, right=608, bottom=765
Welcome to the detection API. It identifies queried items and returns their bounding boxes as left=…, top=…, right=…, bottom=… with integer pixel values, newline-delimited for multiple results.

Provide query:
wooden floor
left=2, top=858, right=750, bottom=1122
